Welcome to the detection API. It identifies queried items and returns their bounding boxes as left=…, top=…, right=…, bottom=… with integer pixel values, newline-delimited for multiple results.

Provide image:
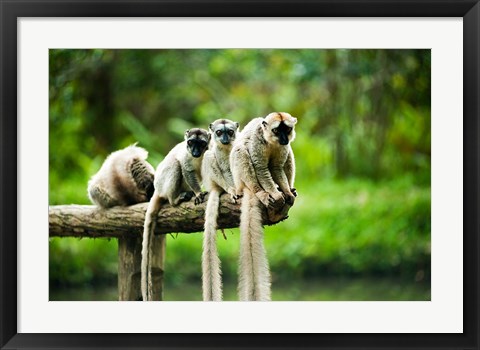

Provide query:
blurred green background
left=49, top=49, right=431, bottom=301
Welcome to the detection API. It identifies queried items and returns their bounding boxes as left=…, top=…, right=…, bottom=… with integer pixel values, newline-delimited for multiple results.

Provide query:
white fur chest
left=191, top=155, right=204, bottom=177
left=267, top=143, right=290, bottom=165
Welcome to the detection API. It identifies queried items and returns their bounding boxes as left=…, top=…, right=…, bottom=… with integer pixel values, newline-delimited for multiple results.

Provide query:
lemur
left=230, top=112, right=297, bottom=301
left=201, top=119, right=240, bottom=301
left=141, top=129, right=210, bottom=301
left=87, top=144, right=155, bottom=208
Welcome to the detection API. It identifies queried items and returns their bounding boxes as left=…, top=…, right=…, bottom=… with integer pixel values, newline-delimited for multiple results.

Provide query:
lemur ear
left=291, top=117, right=298, bottom=125
left=184, top=130, right=190, bottom=139
left=261, top=120, right=267, bottom=128
left=209, top=123, right=214, bottom=131
left=235, top=122, right=240, bottom=130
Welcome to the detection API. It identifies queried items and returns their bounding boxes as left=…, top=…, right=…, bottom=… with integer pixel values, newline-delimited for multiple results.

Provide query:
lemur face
left=262, top=112, right=297, bottom=145
left=209, top=119, right=240, bottom=146
left=185, top=128, right=210, bottom=158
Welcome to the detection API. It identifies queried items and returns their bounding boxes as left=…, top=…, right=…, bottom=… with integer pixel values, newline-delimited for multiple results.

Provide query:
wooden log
left=49, top=193, right=292, bottom=238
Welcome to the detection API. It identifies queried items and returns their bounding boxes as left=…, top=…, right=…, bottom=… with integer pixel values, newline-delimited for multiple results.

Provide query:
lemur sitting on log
left=87, top=145, right=155, bottom=208
left=230, top=112, right=297, bottom=301
left=201, top=118, right=240, bottom=301
left=141, top=128, right=210, bottom=301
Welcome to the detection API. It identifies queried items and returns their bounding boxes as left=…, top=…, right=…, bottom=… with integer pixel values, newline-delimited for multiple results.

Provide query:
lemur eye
left=187, top=140, right=193, bottom=146
left=216, top=130, right=222, bottom=136
left=272, top=128, right=278, bottom=134
left=227, top=130, right=234, bottom=136
left=286, top=127, right=292, bottom=133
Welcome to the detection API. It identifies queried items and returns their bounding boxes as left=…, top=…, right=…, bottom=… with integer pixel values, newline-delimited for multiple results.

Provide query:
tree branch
left=49, top=193, right=292, bottom=238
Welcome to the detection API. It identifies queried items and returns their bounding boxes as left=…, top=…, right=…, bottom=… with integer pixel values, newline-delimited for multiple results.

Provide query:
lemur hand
left=283, top=192, right=296, bottom=206
left=178, top=191, right=194, bottom=203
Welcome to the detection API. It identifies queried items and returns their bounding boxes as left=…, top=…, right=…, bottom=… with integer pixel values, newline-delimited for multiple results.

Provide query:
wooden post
left=117, top=235, right=166, bottom=301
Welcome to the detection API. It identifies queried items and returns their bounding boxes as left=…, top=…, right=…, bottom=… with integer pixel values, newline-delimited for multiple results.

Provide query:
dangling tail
left=141, top=194, right=162, bottom=301
left=202, top=189, right=223, bottom=301
left=238, top=189, right=271, bottom=301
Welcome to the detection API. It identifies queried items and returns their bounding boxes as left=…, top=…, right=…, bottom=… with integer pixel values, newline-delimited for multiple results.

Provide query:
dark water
left=50, top=277, right=430, bottom=301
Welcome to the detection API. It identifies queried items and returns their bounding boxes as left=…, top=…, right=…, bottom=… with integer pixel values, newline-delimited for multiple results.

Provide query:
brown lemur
left=87, top=144, right=155, bottom=208
left=141, top=128, right=210, bottom=301
left=230, top=112, right=297, bottom=301
left=201, top=119, right=240, bottom=301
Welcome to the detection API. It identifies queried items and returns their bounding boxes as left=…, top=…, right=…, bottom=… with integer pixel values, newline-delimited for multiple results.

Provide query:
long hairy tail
left=202, top=189, right=222, bottom=301
left=238, top=189, right=271, bottom=301
left=141, top=195, right=162, bottom=301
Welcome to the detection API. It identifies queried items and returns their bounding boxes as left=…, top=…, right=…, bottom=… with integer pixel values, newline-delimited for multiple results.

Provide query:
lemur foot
left=257, top=190, right=285, bottom=209
left=227, top=188, right=240, bottom=203
left=276, top=187, right=297, bottom=205
left=271, top=191, right=286, bottom=209
left=256, top=191, right=272, bottom=208
left=194, top=191, right=208, bottom=205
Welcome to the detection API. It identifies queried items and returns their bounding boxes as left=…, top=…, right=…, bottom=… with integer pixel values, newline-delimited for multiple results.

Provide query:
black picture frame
left=1, top=1, right=479, bottom=349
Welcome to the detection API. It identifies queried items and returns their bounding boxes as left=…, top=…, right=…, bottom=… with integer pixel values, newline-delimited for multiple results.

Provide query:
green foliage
left=48, top=49, right=431, bottom=298
left=49, top=237, right=117, bottom=287
left=266, top=177, right=430, bottom=279
left=49, top=49, right=431, bottom=183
